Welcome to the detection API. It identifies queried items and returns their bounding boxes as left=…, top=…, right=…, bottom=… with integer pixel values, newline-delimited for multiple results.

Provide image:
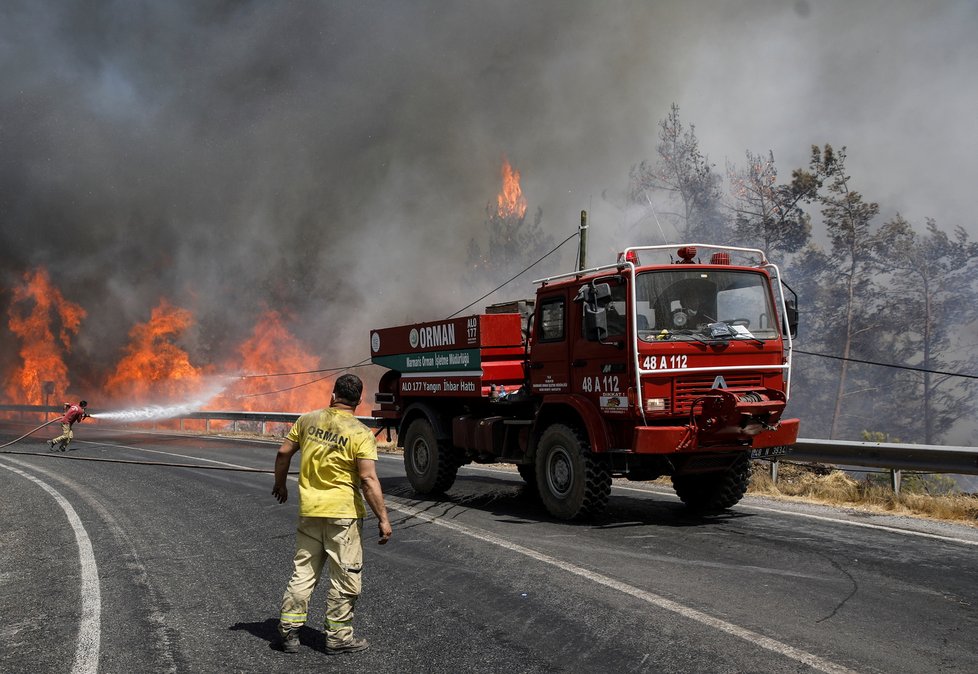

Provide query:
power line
left=794, top=349, right=978, bottom=381
left=237, top=364, right=357, bottom=379
left=236, top=315, right=978, bottom=396
left=236, top=360, right=372, bottom=398
left=241, top=228, right=580, bottom=390
left=237, top=234, right=978, bottom=396
left=446, top=230, right=579, bottom=319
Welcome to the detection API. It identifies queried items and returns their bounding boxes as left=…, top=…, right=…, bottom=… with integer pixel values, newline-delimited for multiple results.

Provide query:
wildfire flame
left=103, top=299, right=205, bottom=402
left=4, top=268, right=86, bottom=404
left=496, top=158, right=527, bottom=220
left=3, top=271, right=367, bottom=419
left=216, top=309, right=333, bottom=412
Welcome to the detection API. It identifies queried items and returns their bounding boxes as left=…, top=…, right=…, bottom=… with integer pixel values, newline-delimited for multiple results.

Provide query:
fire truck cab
left=371, top=244, right=799, bottom=519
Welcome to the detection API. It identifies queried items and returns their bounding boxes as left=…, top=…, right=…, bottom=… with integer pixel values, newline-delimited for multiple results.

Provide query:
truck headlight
left=646, top=398, right=666, bottom=412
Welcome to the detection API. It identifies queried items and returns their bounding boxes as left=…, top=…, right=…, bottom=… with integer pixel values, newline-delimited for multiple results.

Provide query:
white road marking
left=737, top=503, right=978, bottom=547
left=52, top=438, right=962, bottom=669
left=76, top=439, right=251, bottom=469
left=74, top=443, right=978, bottom=549
left=461, top=463, right=978, bottom=548
left=0, top=459, right=101, bottom=673
left=384, top=499, right=858, bottom=674
left=129, top=450, right=854, bottom=670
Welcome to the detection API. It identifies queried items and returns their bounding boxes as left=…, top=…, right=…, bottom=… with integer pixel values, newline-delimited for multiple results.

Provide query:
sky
left=2, top=0, right=976, bottom=389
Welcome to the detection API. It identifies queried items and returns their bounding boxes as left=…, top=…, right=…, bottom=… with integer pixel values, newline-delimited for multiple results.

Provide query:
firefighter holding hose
left=49, top=400, right=88, bottom=451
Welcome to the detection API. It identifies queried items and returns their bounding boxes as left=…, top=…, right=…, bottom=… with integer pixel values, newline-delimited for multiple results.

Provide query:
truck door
left=571, top=279, right=630, bottom=414
left=528, top=292, right=571, bottom=395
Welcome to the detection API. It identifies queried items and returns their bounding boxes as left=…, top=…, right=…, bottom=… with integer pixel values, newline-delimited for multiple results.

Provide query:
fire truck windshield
left=634, top=269, right=779, bottom=341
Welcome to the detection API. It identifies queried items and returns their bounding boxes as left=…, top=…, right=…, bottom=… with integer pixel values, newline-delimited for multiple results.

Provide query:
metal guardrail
left=3, top=405, right=976, bottom=492
left=791, top=438, right=978, bottom=475
left=786, top=438, right=978, bottom=493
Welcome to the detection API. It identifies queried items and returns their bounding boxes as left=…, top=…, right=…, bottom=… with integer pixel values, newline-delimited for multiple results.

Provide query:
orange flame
left=5, top=268, right=86, bottom=404
left=103, top=299, right=204, bottom=402
left=2, top=274, right=371, bottom=418
left=496, top=158, right=527, bottom=220
left=216, top=309, right=333, bottom=412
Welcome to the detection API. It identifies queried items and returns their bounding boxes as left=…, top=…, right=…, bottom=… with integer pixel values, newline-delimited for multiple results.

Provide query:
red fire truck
left=371, top=244, right=799, bottom=519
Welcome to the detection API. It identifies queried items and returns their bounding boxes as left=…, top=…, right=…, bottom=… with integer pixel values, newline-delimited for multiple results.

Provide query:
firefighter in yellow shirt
left=272, top=374, right=392, bottom=655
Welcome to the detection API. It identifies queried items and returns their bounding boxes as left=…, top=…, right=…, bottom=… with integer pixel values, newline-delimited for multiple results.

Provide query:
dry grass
left=749, top=462, right=978, bottom=526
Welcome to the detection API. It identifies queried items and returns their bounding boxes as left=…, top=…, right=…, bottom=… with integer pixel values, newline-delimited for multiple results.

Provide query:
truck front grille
left=673, top=373, right=764, bottom=414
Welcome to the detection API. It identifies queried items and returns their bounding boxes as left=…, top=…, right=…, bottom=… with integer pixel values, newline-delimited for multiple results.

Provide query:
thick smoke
left=1, top=1, right=976, bottom=395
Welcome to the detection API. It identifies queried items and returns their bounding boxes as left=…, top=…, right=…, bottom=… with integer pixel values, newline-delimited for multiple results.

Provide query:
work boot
left=48, top=440, right=55, bottom=450
left=59, top=442, right=68, bottom=452
left=326, top=637, right=368, bottom=655
left=276, top=630, right=300, bottom=654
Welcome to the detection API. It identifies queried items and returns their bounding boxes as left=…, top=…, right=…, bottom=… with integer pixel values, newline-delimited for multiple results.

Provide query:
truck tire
left=535, top=424, right=611, bottom=520
left=403, top=418, right=458, bottom=495
left=671, top=453, right=750, bottom=514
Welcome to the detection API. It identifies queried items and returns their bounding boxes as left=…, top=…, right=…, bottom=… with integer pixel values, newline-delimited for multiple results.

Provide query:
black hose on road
left=0, top=418, right=60, bottom=449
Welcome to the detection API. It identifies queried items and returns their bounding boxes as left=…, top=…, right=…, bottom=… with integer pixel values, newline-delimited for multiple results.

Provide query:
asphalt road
left=2, top=421, right=977, bottom=673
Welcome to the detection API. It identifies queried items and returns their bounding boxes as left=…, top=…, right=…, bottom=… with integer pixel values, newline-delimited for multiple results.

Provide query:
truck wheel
left=403, top=418, right=458, bottom=495
left=535, top=424, right=611, bottom=520
left=672, top=453, right=750, bottom=514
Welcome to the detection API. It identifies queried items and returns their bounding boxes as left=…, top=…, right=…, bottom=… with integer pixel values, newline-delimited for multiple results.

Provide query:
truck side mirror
left=583, top=304, right=608, bottom=341
left=575, top=282, right=612, bottom=307
left=784, top=299, right=799, bottom=338
left=780, top=280, right=799, bottom=338
left=592, top=282, right=612, bottom=307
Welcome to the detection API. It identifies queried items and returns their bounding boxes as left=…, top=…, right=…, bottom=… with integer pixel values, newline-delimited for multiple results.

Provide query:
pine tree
left=727, top=149, right=817, bottom=256
left=873, top=216, right=978, bottom=443
left=629, top=104, right=728, bottom=243
left=811, top=145, right=882, bottom=438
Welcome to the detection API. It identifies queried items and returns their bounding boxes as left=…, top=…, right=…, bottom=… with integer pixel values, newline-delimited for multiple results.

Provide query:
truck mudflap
left=631, top=418, right=799, bottom=454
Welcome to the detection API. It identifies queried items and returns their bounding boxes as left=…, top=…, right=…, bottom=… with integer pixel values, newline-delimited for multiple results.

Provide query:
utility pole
left=578, top=210, right=588, bottom=271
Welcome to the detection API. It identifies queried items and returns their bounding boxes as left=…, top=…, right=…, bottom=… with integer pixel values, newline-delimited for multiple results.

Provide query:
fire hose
left=0, top=418, right=60, bottom=449
left=0, top=420, right=295, bottom=474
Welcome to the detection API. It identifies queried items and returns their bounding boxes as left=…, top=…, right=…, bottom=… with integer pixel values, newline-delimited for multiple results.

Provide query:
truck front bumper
left=631, top=418, right=800, bottom=454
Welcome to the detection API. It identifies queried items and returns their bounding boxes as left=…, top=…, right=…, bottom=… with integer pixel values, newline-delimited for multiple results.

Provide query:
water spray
left=89, top=377, right=233, bottom=424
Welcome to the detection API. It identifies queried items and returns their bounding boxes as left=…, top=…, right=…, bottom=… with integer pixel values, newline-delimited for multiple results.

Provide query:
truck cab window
left=636, top=270, right=778, bottom=340
left=538, top=297, right=565, bottom=341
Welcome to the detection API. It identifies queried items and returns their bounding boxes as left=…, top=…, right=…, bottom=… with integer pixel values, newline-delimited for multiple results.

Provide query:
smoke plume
left=2, top=1, right=975, bottom=404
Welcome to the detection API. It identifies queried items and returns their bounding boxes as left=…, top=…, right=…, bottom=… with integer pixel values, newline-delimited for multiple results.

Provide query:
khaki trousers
left=279, top=517, right=363, bottom=646
left=52, top=423, right=73, bottom=448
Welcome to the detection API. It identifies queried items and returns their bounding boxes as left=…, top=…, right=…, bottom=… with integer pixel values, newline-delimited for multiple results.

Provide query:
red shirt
left=60, top=404, right=87, bottom=425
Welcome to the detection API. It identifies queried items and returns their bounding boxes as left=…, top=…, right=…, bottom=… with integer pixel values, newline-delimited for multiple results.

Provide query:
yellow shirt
left=287, top=408, right=378, bottom=518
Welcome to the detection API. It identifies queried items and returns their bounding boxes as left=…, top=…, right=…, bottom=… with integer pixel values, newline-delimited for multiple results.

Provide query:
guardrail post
left=769, top=460, right=779, bottom=484
left=891, top=469, right=902, bottom=495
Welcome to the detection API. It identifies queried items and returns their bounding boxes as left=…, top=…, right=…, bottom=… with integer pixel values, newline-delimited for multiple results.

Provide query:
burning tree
left=216, top=309, right=334, bottom=413
left=467, top=158, right=553, bottom=288
left=103, top=299, right=205, bottom=403
left=4, top=268, right=86, bottom=405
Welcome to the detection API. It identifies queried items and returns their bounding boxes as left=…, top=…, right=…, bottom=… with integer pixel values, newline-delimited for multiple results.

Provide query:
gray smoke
left=2, top=0, right=975, bottom=389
